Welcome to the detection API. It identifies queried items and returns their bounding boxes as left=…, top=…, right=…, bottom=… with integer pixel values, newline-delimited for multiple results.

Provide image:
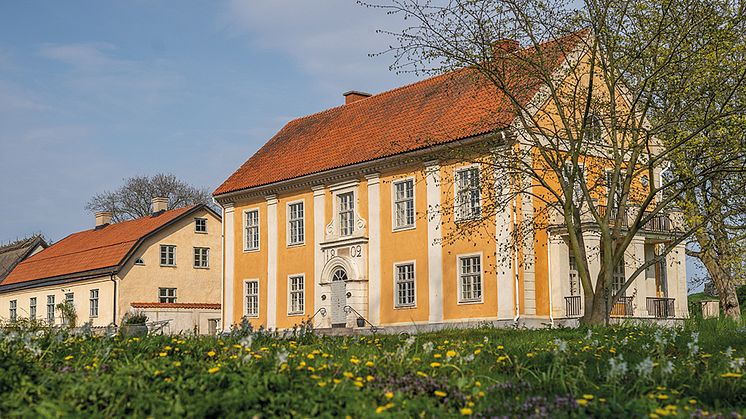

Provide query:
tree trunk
left=701, top=250, right=741, bottom=319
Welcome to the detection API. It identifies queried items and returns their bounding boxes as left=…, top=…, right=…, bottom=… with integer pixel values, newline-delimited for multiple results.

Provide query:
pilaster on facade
left=312, top=185, right=327, bottom=328
left=222, top=203, right=235, bottom=331
left=494, top=167, right=514, bottom=320
left=265, top=194, right=278, bottom=329
left=519, top=145, right=537, bottom=315
left=365, top=173, right=381, bottom=325
left=425, top=160, right=443, bottom=323
left=628, top=237, right=648, bottom=317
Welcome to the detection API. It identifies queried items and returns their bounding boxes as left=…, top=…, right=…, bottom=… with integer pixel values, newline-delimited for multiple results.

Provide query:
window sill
left=288, top=311, right=305, bottom=317
left=392, top=225, right=416, bottom=233
left=394, top=304, right=417, bottom=310
left=193, top=266, right=210, bottom=270
left=457, top=299, right=484, bottom=305
left=245, top=314, right=260, bottom=319
left=243, top=248, right=260, bottom=254
left=159, top=265, right=177, bottom=268
left=454, top=215, right=482, bottom=224
left=195, top=231, right=208, bottom=234
left=286, top=242, right=305, bottom=248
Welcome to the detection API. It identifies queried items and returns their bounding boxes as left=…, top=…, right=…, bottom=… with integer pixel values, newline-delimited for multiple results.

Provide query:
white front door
left=330, top=268, right=348, bottom=327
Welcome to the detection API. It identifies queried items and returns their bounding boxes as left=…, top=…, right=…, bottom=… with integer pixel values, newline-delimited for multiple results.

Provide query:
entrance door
left=330, top=268, right=348, bottom=327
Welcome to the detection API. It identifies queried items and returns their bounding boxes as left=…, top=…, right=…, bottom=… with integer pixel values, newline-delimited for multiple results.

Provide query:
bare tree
left=86, top=173, right=215, bottom=222
left=365, top=0, right=746, bottom=324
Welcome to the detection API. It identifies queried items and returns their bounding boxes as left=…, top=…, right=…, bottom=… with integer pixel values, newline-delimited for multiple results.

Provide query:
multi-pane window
left=612, top=258, right=626, bottom=295
left=159, top=288, right=177, bottom=303
left=563, top=163, right=585, bottom=205
left=288, top=202, right=305, bottom=245
left=568, top=255, right=580, bottom=296
left=245, top=280, right=259, bottom=317
left=135, top=257, right=145, bottom=265
left=395, top=263, right=416, bottom=307
left=160, top=245, right=176, bottom=266
left=9, top=300, right=17, bottom=320
left=65, top=292, right=74, bottom=304
left=458, top=255, right=483, bottom=303
left=338, top=192, right=355, bottom=236
left=89, top=289, right=99, bottom=317
left=194, top=247, right=210, bottom=268
left=583, top=114, right=603, bottom=142
left=29, top=297, right=37, bottom=320
left=195, top=217, right=207, bottom=233
left=394, top=179, right=415, bottom=229
left=288, top=275, right=305, bottom=314
left=456, top=168, right=481, bottom=220
left=46, top=295, right=55, bottom=323
left=245, top=210, right=260, bottom=251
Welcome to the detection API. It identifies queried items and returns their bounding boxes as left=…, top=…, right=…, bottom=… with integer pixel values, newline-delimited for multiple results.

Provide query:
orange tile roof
left=214, top=32, right=585, bottom=197
left=130, top=302, right=221, bottom=310
left=3, top=206, right=200, bottom=286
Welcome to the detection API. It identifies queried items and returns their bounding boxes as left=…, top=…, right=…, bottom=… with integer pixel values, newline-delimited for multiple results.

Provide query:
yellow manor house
left=213, top=34, right=688, bottom=332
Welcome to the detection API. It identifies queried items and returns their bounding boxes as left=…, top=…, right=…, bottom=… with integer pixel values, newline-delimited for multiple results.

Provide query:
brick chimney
left=343, top=90, right=372, bottom=105
left=95, top=211, right=113, bottom=228
left=492, top=39, right=520, bottom=57
left=151, top=197, right=169, bottom=214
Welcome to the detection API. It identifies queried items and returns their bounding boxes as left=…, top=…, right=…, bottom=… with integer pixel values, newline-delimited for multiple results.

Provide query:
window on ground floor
left=395, top=262, right=416, bottom=307
left=458, top=255, right=483, bottom=303
left=158, top=288, right=177, bottom=303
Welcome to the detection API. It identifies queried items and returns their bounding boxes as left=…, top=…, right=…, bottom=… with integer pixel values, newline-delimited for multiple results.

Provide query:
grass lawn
left=0, top=317, right=744, bottom=417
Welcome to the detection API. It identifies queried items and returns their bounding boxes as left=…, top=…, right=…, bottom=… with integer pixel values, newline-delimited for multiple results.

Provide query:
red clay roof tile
left=3, top=206, right=197, bottom=286
left=214, top=33, right=585, bottom=196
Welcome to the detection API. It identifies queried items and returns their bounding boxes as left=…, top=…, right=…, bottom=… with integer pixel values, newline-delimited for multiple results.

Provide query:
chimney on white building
left=95, top=211, right=113, bottom=228
left=151, top=197, right=169, bottom=214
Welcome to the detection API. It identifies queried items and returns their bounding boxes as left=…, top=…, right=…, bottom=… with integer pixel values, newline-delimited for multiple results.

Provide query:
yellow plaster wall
left=117, top=208, right=222, bottom=322
left=379, top=167, right=430, bottom=324
left=275, top=191, right=315, bottom=329
left=232, top=200, right=268, bottom=328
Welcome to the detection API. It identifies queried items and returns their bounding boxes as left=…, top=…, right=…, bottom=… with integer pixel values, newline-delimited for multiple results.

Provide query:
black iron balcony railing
left=565, top=296, right=582, bottom=317
left=646, top=297, right=675, bottom=318
left=610, top=296, right=634, bottom=317
left=598, top=205, right=672, bottom=232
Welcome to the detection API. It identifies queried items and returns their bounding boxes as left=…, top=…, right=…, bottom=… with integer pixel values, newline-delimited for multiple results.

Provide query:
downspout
left=110, top=274, right=117, bottom=326
left=547, top=230, right=555, bottom=328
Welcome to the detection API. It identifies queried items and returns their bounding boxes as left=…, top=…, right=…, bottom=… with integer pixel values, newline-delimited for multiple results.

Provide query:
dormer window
left=135, top=257, right=144, bottom=265
left=338, top=192, right=355, bottom=236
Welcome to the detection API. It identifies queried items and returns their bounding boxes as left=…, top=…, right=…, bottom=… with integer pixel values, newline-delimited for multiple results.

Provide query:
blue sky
left=0, top=1, right=704, bottom=290
left=0, top=0, right=417, bottom=242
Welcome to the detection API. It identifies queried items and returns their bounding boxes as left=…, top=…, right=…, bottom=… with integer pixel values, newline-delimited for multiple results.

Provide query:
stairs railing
left=343, top=305, right=381, bottom=333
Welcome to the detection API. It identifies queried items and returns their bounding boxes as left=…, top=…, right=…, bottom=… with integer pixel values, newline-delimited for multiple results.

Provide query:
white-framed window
left=393, top=179, right=415, bottom=229
left=288, top=201, right=305, bottom=245
left=65, top=292, right=74, bottom=304
left=583, top=113, right=603, bottom=142
left=159, top=288, right=177, bottom=303
left=89, top=289, right=99, bottom=317
left=612, top=257, right=626, bottom=295
left=244, top=280, right=259, bottom=317
left=46, top=295, right=55, bottom=323
left=568, top=254, right=580, bottom=296
left=338, top=192, right=355, bottom=236
left=195, top=217, right=207, bottom=233
left=160, top=245, right=176, bottom=266
left=245, top=209, right=260, bottom=251
left=134, top=257, right=145, bottom=265
left=9, top=300, right=17, bottom=320
left=193, top=247, right=210, bottom=268
left=29, top=297, right=37, bottom=320
left=458, top=254, right=483, bottom=303
left=563, top=162, right=586, bottom=205
left=394, top=262, right=416, bottom=308
left=288, top=275, right=305, bottom=315
left=455, top=167, right=481, bottom=220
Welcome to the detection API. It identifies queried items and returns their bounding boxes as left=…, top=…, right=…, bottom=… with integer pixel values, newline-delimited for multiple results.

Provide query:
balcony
left=565, top=295, right=582, bottom=317
left=610, top=296, right=634, bottom=316
left=646, top=297, right=675, bottom=318
left=598, top=205, right=673, bottom=233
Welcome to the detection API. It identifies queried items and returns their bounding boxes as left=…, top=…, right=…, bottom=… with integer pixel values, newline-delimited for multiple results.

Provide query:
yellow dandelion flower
left=64, top=355, right=74, bottom=361
left=333, top=378, right=341, bottom=384
left=497, top=345, right=504, bottom=350
left=582, top=394, right=594, bottom=400
left=350, top=358, right=360, bottom=365
left=416, top=371, right=428, bottom=377
left=353, top=381, right=364, bottom=388
left=375, top=406, right=386, bottom=414
left=208, top=367, right=220, bottom=374
left=576, top=399, right=588, bottom=407
left=385, top=391, right=394, bottom=400
left=721, top=372, right=743, bottom=378
left=173, top=361, right=181, bottom=367
left=446, top=350, right=457, bottom=358
left=366, top=361, right=374, bottom=367
left=430, top=362, right=442, bottom=368
left=164, top=346, right=172, bottom=351
left=307, top=354, right=315, bottom=360
left=657, top=394, right=669, bottom=400
left=434, top=353, right=442, bottom=359
left=434, top=390, right=447, bottom=397
left=688, top=399, right=697, bottom=405
left=366, top=375, right=374, bottom=382
left=460, top=407, right=473, bottom=416
left=475, top=381, right=481, bottom=387
left=318, top=381, right=327, bottom=387
left=343, top=372, right=354, bottom=378
left=207, top=351, right=216, bottom=357
left=159, top=352, right=168, bottom=357
left=474, top=349, right=481, bottom=355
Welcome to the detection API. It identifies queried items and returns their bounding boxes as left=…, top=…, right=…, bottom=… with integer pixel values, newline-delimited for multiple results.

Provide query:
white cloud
left=38, top=42, right=124, bottom=70
left=216, top=0, right=418, bottom=95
